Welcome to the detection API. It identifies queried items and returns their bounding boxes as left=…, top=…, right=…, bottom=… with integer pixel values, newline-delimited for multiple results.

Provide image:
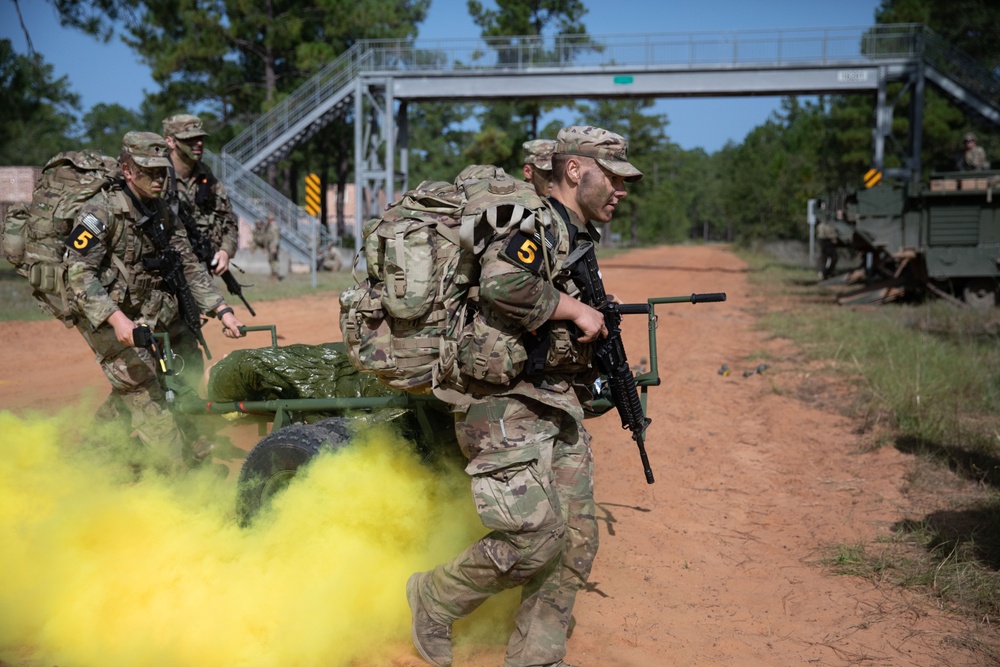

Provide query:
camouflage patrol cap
left=162, top=114, right=209, bottom=139
left=522, top=139, right=556, bottom=171
left=964, top=132, right=977, bottom=142
left=121, top=131, right=171, bottom=168
left=556, top=125, right=643, bottom=182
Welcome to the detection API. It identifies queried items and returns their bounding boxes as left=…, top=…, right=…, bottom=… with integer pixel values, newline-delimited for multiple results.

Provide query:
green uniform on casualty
left=162, top=114, right=241, bottom=386
left=406, top=126, right=643, bottom=667
left=64, top=131, right=245, bottom=472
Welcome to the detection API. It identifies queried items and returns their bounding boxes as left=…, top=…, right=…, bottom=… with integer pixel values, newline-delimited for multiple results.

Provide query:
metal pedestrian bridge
left=207, top=23, right=1000, bottom=265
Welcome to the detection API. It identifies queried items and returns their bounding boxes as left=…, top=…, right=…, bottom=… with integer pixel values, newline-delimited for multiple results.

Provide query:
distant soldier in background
left=522, top=138, right=556, bottom=197
left=162, top=113, right=241, bottom=385
left=961, top=133, right=990, bottom=171
left=253, top=214, right=282, bottom=280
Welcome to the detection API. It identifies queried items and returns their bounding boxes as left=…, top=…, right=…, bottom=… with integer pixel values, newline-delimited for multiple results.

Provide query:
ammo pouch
left=457, top=312, right=527, bottom=386
left=543, top=322, right=594, bottom=373
left=27, top=262, right=66, bottom=296
left=26, top=263, right=75, bottom=327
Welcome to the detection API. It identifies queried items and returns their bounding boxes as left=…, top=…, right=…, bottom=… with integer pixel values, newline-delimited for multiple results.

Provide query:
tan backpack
left=338, top=170, right=551, bottom=397
left=1, top=151, right=120, bottom=325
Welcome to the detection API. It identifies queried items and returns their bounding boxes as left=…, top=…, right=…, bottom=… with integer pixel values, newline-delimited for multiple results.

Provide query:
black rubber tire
left=236, top=417, right=353, bottom=527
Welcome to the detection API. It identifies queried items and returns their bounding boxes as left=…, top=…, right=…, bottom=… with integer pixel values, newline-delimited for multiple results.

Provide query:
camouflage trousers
left=77, top=320, right=191, bottom=473
left=268, top=248, right=280, bottom=276
left=419, top=395, right=598, bottom=667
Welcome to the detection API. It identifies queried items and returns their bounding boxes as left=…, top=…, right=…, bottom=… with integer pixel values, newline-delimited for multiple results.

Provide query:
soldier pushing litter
left=406, top=125, right=642, bottom=667
left=65, top=131, right=245, bottom=473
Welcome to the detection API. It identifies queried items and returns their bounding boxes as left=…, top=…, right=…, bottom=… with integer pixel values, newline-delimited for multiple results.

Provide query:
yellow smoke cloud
left=0, top=410, right=515, bottom=667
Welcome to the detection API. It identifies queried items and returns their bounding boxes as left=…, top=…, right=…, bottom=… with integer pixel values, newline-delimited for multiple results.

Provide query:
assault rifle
left=570, top=241, right=726, bottom=484
left=136, top=213, right=213, bottom=360
left=171, top=172, right=256, bottom=317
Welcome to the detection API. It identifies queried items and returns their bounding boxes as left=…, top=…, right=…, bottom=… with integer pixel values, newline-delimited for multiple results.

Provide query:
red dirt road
left=0, top=245, right=991, bottom=666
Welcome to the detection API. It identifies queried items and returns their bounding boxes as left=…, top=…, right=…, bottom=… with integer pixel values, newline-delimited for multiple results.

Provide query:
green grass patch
left=742, top=246, right=1000, bottom=633
left=824, top=500, right=1000, bottom=622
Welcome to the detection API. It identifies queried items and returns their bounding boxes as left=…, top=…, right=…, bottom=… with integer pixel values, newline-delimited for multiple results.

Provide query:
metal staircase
left=216, top=23, right=1000, bottom=264
left=203, top=150, right=325, bottom=270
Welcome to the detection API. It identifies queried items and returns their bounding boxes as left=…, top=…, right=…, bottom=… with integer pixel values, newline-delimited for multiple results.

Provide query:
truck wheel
left=236, top=417, right=353, bottom=527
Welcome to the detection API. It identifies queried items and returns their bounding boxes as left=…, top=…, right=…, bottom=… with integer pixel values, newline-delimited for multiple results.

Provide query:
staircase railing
left=204, top=150, right=327, bottom=266
left=223, top=44, right=375, bottom=166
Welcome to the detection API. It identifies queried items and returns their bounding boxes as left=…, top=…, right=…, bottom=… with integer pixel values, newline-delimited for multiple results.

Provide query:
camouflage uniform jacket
left=169, top=159, right=239, bottom=260
left=469, top=197, right=602, bottom=421
left=964, top=145, right=990, bottom=171
left=65, top=183, right=227, bottom=329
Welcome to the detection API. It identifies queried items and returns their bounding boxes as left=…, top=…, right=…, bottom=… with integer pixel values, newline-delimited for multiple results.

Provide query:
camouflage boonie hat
left=121, top=131, right=171, bottom=168
left=162, top=114, right=209, bottom=139
left=556, top=125, right=643, bottom=182
left=522, top=139, right=555, bottom=171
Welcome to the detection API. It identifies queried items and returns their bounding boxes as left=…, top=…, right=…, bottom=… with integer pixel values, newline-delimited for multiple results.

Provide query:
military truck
left=818, top=170, right=1000, bottom=307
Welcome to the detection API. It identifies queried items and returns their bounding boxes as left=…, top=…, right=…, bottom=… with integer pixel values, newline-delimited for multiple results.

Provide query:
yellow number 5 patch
left=503, top=229, right=554, bottom=274
left=517, top=239, right=538, bottom=265
left=65, top=225, right=97, bottom=255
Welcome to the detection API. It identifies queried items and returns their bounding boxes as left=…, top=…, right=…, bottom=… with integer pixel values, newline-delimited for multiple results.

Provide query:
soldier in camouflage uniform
left=252, top=214, right=282, bottom=279
left=162, top=114, right=241, bottom=385
left=962, top=133, right=991, bottom=171
left=64, top=131, right=245, bottom=472
left=407, top=126, right=642, bottom=667
left=522, top=138, right=556, bottom=197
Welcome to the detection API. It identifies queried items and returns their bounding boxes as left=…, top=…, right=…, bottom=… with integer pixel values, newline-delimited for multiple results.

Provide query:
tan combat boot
left=406, top=572, right=453, bottom=667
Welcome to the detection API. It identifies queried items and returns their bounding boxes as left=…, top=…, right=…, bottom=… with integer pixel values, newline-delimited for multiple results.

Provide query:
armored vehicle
left=820, top=170, right=1000, bottom=307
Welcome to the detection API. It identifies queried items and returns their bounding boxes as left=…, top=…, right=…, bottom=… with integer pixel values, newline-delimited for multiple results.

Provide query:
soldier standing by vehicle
left=162, top=113, right=242, bottom=384
left=962, top=132, right=991, bottom=171
left=65, top=131, right=245, bottom=473
left=406, top=126, right=642, bottom=667
left=522, top=138, right=556, bottom=197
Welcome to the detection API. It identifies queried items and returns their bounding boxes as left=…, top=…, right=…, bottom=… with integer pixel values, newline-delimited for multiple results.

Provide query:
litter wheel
left=236, top=417, right=353, bottom=527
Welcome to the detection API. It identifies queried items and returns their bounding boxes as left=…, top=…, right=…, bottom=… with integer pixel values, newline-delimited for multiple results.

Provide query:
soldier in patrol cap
left=161, top=113, right=242, bottom=386
left=406, top=126, right=641, bottom=667
left=64, top=131, right=245, bottom=473
left=522, top=138, right=556, bottom=197
left=962, top=132, right=990, bottom=171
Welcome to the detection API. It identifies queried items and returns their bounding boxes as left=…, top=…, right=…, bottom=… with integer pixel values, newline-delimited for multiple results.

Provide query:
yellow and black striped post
left=863, top=168, right=882, bottom=189
left=305, top=173, right=322, bottom=216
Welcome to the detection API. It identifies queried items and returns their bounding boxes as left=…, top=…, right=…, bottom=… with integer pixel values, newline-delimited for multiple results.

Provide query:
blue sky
left=2, top=0, right=883, bottom=152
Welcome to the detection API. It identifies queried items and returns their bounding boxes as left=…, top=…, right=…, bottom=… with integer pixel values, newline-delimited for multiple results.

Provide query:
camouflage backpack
left=338, top=170, right=551, bottom=397
left=1, top=151, right=120, bottom=325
